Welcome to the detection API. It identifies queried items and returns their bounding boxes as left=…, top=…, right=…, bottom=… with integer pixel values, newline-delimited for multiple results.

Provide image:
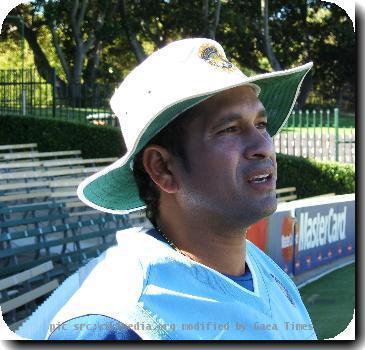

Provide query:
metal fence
left=274, top=108, right=355, bottom=164
left=0, top=68, right=116, bottom=126
left=0, top=68, right=355, bottom=164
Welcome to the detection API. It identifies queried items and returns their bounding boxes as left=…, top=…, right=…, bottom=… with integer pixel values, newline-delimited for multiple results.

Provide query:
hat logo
left=199, top=44, right=236, bottom=71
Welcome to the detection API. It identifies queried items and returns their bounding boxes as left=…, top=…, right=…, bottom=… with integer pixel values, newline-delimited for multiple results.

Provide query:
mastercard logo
left=281, top=215, right=295, bottom=262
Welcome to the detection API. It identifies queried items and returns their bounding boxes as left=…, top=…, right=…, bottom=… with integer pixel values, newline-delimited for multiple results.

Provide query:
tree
left=307, top=2, right=355, bottom=110
left=118, top=0, right=147, bottom=63
left=5, top=0, right=120, bottom=104
left=2, top=0, right=354, bottom=110
left=219, top=0, right=354, bottom=109
left=115, top=0, right=223, bottom=63
left=202, top=0, right=222, bottom=39
left=261, top=0, right=281, bottom=71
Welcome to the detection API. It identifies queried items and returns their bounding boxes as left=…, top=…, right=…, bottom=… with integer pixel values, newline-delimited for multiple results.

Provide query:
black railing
left=0, top=68, right=117, bottom=126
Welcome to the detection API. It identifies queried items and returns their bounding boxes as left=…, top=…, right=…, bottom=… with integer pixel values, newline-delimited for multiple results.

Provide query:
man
left=18, top=38, right=316, bottom=340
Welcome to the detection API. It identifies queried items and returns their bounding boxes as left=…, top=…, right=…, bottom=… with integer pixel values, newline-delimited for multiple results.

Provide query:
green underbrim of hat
left=83, top=65, right=311, bottom=213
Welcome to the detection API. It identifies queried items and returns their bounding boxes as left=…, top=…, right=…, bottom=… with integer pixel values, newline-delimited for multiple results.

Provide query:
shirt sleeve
left=45, top=243, right=146, bottom=340
left=47, top=314, right=142, bottom=340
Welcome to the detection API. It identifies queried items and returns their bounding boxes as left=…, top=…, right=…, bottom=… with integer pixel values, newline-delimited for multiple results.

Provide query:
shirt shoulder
left=46, top=228, right=150, bottom=338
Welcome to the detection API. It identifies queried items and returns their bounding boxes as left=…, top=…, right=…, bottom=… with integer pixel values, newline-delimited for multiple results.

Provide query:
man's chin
left=263, top=195, right=278, bottom=215
left=249, top=196, right=278, bottom=223
left=262, top=202, right=278, bottom=218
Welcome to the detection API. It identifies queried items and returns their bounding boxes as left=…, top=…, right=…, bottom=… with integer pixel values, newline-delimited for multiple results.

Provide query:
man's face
left=174, top=85, right=277, bottom=227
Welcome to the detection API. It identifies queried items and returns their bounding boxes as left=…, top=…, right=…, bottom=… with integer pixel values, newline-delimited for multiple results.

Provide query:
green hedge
left=0, top=115, right=126, bottom=158
left=0, top=115, right=355, bottom=198
left=276, top=154, right=355, bottom=198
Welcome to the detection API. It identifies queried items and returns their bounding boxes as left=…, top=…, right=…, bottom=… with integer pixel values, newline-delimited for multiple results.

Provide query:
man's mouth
left=248, top=173, right=272, bottom=183
left=247, top=168, right=274, bottom=184
left=246, top=168, right=276, bottom=191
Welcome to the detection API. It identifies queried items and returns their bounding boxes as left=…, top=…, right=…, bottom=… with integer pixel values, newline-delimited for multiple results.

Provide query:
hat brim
left=77, top=62, right=313, bottom=214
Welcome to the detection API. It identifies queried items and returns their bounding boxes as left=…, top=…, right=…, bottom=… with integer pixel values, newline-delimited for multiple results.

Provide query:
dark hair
left=132, top=109, right=196, bottom=228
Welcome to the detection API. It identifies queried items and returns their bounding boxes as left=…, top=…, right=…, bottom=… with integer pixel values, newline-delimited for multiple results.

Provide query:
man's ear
left=142, top=145, right=179, bottom=194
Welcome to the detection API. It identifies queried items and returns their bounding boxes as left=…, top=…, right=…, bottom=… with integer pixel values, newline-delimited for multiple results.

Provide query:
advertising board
left=293, top=199, right=355, bottom=274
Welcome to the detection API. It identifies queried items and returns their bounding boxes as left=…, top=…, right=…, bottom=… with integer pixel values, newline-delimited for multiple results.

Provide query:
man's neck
left=157, top=212, right=247, bottom=276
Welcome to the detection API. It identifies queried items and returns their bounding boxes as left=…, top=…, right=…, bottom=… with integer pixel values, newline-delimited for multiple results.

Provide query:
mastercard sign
left=294, top=199, right=355, bottom=274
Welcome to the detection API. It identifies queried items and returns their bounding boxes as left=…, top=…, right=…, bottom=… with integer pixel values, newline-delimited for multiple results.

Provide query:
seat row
left=0, top=143, right=129, bottom=331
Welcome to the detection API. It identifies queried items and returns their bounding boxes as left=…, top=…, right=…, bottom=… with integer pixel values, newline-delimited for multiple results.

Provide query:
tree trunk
left=129, top=35, right=147, bottom=63
left=261, top=0, right=282, bottom=71
left=73, top=45, right=84, bottom=86
left=84, top=41, right=102, bottom=85
left=118, top=0, right=147, bottom=63
left=208, top=0, right=221, bottom=39
left=202, top=0, right=221, bottom=39
left=296, top=1, right=311, bottom=108
left=19, top=20, right=69, bottom=104
left=202, top=0, right=209, bottom=37
left=21, top=23, right=57, bottom=82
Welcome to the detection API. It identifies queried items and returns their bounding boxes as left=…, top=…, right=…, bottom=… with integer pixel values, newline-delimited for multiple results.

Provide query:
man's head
left=77, top=38, right=312, bottom=217
left=132, top=106, right=197, bottom=228
left=133, top=85, right=277, bottom=229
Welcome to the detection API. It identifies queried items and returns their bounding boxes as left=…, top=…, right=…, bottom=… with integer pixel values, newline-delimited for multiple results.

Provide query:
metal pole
left=334, top=108, right=339, bottom=162
left=21, top=89, right=26, bottom=116
left=292, top=111, right=296, bottom=156
left=20, top=17, right=24, bottom=74
left=320, top=110, right=323, bottom=160
left=313, top=110, right=316, bottom=159
left=326, top=110, right=330, bottom=160
left=52, top=68, right=56, bottom=118
left=306, top=110, right=309, bottom=158
left=299, top=110, right=302, bottom=157
left=21, top=18, right=25, bottom=117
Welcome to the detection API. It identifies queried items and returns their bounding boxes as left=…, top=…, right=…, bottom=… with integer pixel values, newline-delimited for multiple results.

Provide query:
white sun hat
left=77, top=38, right=313, bottom=214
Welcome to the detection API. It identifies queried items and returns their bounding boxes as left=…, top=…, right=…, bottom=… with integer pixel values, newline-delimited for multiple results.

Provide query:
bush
left=0, top=115, right=126, bottom=158
left=276, top=153, right=355, bottom=198
left=0, top=115, right=355, bottom=198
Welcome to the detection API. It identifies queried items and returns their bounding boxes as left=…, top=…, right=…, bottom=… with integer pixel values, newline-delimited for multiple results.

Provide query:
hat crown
left=110, top=38, right=246, bottom=152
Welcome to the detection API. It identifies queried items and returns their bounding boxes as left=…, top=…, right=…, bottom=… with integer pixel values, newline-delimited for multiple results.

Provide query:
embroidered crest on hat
left=199, top=43, right=236, bottom=71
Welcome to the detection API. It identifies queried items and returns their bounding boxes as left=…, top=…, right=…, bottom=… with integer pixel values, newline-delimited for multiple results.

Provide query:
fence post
left=334, top=107, right=339, bottom=162
left=21, top=88, right=26, bottom=116
left=52, top=68, right=56, bottom=118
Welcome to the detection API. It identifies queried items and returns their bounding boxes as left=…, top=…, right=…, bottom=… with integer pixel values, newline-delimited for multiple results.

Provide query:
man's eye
left=218, top=126, right=239, bottom=134
left=256, top=122, right=268, bottom=130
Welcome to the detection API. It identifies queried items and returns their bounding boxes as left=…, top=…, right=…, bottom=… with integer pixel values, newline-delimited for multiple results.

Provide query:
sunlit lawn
left=299, top=263, right=355, bottom=340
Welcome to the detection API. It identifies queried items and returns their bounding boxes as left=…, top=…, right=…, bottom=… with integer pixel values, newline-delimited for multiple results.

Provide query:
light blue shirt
left=17, top=227, right=317, bottom=340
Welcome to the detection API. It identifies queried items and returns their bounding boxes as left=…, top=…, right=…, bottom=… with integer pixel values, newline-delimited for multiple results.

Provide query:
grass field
left=299, top=263, right=355, bottom=340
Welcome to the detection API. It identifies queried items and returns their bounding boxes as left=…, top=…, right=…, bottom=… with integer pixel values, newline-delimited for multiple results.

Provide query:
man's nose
left=243, top=129, right=275, bottom=160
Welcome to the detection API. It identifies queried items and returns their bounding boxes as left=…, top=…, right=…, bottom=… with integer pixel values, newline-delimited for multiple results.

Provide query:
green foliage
left=0, top=36, right=33, bottom=69
left=276, top=153, right=355, bottom=197
left=302, top=1, right=355, bottom=111
left=1, top=0, right=355, bottom=110
left=0, top=115, right=126, bottom=158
